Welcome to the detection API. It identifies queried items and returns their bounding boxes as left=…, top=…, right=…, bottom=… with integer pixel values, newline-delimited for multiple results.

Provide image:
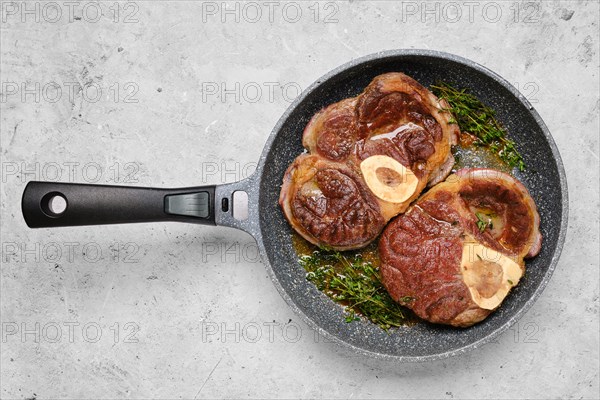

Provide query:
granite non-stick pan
left=22, top=50, right=568, bottom=361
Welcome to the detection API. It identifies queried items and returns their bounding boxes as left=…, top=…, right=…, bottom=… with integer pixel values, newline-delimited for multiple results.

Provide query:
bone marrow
left=360, top=155, right=419, bottom=204
left=460, top=240, right=523, bottom=310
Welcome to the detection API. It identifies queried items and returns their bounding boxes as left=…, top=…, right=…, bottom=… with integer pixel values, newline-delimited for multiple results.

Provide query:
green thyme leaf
left=431, top=82, right=526, bottom=171
left=475, top=212, right=494, bottom=232
left=299, top=248, right=409, bottom=330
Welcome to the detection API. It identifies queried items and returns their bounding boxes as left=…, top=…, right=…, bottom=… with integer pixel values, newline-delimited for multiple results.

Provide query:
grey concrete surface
left=1, top=1, right=598, bottom=399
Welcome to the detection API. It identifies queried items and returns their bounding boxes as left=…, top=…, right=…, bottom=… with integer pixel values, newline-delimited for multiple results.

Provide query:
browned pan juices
left=452, top=133, right=512, bottom=174
left=291, top=235, right=381, bottom=272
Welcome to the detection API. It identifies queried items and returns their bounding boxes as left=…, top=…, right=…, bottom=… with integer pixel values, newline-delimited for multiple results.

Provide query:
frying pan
left=21, top=50, right=568, bottom=361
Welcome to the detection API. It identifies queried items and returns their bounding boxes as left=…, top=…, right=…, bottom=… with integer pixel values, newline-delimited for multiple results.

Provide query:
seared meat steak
left=379, top=168, right=542, bottom=327
left=279, top=155, right=385, bottom=249
left=280, top=73, right=459, bottom=250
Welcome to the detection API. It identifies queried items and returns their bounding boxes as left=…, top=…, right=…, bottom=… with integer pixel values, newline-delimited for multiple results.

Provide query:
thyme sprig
left=299, top=249, right=410, bottom=330
left=431, top=82, right=526, bottom=171
left=475, top=212, right=494, bottom=232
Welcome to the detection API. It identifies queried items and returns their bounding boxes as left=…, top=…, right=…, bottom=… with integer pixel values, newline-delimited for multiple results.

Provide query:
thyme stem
left=431, top=82, right=526, bottom=171
left=299, top=249, right=409, bottom=330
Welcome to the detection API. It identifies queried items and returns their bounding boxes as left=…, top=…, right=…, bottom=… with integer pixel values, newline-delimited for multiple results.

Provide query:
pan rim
left=253, top=49, right=569, bottom=362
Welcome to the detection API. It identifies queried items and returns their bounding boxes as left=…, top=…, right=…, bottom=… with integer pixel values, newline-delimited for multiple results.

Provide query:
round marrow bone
left=360, top=155, right=419, bottom=204
left=460, top=240, right=523, bottom=310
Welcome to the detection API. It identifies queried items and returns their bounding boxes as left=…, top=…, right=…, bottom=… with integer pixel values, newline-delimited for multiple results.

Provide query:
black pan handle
left=22, top=181, right=217, bottom=228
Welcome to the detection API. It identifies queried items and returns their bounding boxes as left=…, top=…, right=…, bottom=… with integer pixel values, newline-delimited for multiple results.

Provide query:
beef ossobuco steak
left=379, top=168, right=542, bottom=327
left=279, top=73, right=459, bottom=250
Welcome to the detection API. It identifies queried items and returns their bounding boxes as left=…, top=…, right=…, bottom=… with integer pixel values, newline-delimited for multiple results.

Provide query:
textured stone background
left=1, top=1, right=598, bottom=399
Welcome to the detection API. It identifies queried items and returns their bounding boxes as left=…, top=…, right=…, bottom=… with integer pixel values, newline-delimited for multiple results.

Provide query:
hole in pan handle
left=21, top=177, right=258, bottom=234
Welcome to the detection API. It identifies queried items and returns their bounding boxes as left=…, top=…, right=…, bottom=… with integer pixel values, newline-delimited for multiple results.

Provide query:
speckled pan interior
left=255, top=50, right=568, bottom=361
